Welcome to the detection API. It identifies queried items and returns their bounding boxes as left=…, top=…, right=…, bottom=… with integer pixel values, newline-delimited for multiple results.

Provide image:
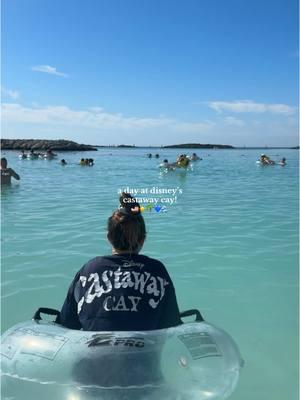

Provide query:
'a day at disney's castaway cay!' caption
left=117, top=187, right=183, bottom=212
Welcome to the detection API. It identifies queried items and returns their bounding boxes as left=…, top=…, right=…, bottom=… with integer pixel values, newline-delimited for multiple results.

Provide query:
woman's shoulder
left=81, top=254, right=168, bottom=274
left=81, top=256, right=115, bottom=272
left=137, top=254, right=167, bottom=270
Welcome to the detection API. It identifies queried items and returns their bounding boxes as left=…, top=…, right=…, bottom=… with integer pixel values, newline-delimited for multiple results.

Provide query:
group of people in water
left=1, top=150, right=288, bottom=186
left=259, top=154, right=286, bottom=166
left=61, top=158, right=95, bottom=166
left=18, top=149, right=95, bottom=167
left=148, top=152, right=201, bottom=162
left=147, top=153, right=160, bottom=158
left=158, top=153, right=202, bottom=170
left=79, top=158, right=94, bottom=166
left=1, top=150, right=97, bottom=186
left=19, top=149, right=58, bottom=160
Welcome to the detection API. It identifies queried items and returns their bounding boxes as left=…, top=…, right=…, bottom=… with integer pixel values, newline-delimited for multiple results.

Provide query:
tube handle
left=32, top=307, right=61, bottom=323
left=180, top=309, right=204, bottom=322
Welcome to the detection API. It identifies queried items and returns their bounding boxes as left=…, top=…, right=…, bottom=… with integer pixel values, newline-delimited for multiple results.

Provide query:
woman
left=59, top=192, right=182, bottom=331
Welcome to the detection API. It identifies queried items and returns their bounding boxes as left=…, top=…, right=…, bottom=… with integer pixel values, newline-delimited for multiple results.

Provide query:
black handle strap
left=32, top=307, right=203, bottom=325
left=180, top=309, right=204, bottom=322
left=32, top=307, right=61, bottom=323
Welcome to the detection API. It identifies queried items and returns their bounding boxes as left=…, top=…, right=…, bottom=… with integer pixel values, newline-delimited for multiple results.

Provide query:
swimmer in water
left=60, top=159, right=67, bottom=165
left=278, top=157, right=286, bottom=166
left=79, top=158, right=85, bottom=165
left=44, top=149, right=57, bottom=159
left=29, top=149, right=39, bottom=159
left=1, top=158, right=20, bottom=185
left=160, top=159, right=176, bottom=170
left=189, top=153, right=201, bottom=161
left=88, top=158, right=94, bottom=166
left=19, top=150, right=27, bottom=159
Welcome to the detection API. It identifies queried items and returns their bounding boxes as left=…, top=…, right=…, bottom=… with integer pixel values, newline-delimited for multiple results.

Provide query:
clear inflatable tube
left=1, top=311, right=243, bottom=400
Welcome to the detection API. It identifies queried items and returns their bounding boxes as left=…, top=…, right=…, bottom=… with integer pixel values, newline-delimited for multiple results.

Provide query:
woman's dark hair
left=107, top=192, right=146, bottom=253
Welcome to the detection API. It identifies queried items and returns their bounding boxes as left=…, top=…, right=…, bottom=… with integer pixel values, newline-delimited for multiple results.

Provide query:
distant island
left=1, top=139, right=98, bottom=151
left=1, top=139, right=297, bottom=150
left=163, top=143, right=235, bottom=149
left=96, top=144, right=138, bottom=148
left=117, top=144, right=136, bottom=148
left=94, top=143, right=235, bottom=149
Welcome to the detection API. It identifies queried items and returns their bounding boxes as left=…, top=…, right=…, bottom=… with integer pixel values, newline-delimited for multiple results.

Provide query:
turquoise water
left=1, top=148, right=299, bottom=400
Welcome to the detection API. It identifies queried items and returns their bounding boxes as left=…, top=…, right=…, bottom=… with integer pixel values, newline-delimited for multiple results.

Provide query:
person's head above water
left=1, top=158, right=8, bottom=168
left=107, top=192, right=146, bottom=254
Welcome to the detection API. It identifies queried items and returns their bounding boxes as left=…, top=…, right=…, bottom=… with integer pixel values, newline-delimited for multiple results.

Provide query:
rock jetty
left=1, top=139, right=98, bottom=151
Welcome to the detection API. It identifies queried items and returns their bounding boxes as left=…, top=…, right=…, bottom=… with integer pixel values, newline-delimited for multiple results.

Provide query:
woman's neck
left=112, top=248, right=138, bottom=255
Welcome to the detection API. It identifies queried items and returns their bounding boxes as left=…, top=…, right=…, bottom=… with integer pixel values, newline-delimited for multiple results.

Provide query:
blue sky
left=1, top=0, right=298, bottom=146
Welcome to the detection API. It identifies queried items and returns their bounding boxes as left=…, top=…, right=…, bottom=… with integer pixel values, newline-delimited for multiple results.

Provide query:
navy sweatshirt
left=59, top=254, right=182, bottom=331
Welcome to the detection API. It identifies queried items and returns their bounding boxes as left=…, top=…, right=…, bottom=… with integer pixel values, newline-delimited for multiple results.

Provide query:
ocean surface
left=1, top=148, right=299, bottom=400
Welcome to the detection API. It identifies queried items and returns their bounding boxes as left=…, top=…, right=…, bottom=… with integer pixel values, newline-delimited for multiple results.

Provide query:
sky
left=1, top=0, right=299, bottom=146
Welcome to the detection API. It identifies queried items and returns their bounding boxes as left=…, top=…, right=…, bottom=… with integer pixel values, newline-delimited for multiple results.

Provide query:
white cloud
left=224, top=116, right=245, bottom=127
left=1, top=103, right=214, bottom=133
left=207, top=100, right=296, bottom=115
left=1, top=86, right=20, bottom=99
left=2, top=102, right=297, bottom=147
left=31, top=65, right=69, bottom=78
left=172, top=121, right=215, bottom=132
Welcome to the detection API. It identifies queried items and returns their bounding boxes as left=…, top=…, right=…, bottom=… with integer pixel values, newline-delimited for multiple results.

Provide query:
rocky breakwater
left=1, top=139, right=98, bottom=151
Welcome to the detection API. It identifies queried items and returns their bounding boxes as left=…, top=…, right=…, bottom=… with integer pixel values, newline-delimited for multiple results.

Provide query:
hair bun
left=119, top=192, right=141, bottom=216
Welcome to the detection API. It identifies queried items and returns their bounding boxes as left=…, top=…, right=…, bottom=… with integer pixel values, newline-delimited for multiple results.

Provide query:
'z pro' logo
left=87, top=334, right=145, bottom=348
